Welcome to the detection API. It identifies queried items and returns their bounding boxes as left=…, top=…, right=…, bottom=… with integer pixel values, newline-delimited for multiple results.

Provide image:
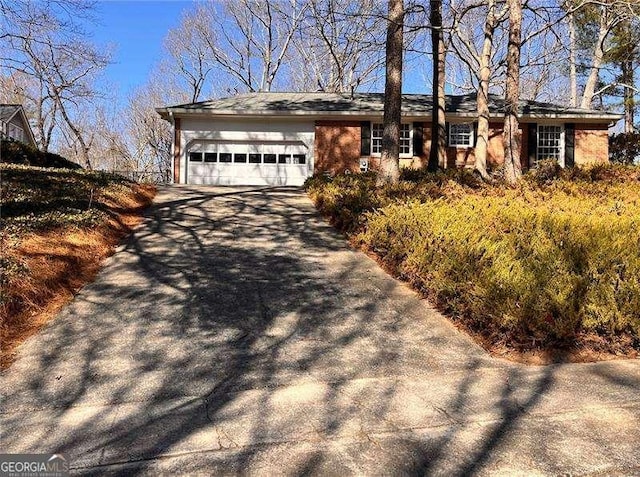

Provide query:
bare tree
left=567, top=7, right=578, bottom=106
left=290, top=0, right=386, bottom=93
left=580, top=4, right=618, bottom=108
left=503, top=0, right=523, bottom=184
left=1, top=0, right=109, bottom=167
left=379, top=0, right=404, bottom=185
left=449, top=0, right=508, bottom=180
left=0, top=72, right=58, bottom=151
left=163, top=6, right=215, bottom=103
left=565, top=0, right=640, bottom=109
left=23, top=36, right=109, bottom=168
left=195, top=0, right=308, bottom=93
left=428, top=0, right=447, bottom=171
left=125, top=83, right=176, bottom=176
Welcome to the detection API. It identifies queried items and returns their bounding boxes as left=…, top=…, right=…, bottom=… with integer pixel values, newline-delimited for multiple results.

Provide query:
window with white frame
left=537, top=125, right=563, bottom=162
left=371, top=123, right=384, bottom=154
left=371, top=123, right=411, bottom=155
left=399, top=123, right=411, bottom=154
left=448, top=123, right=473, bottom=147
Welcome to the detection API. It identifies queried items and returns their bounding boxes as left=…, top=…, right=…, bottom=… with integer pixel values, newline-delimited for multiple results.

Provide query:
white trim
left=447, top=122, right=474, bottom=148
left=178, top=118, right=314, bottom=186
left=169, top=111, right=175, bottom=184
left=536, top=124, right=565, bottom=167
left=369, top=121, right=413, bottom=158
left=157, top=108, right=622, bottom=123
left=184, top=140, right=309, bottom=186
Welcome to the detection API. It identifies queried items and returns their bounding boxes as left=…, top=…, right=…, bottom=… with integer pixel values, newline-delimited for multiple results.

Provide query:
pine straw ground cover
left=306, top=162, right=640, bottom=363
left=0, top=164, right=156, bottom=368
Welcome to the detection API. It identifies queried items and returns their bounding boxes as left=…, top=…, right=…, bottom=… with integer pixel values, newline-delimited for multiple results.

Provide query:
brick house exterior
left=158, top=93, right=622, bottom=186
left=313, top=120, right=611, bottom=175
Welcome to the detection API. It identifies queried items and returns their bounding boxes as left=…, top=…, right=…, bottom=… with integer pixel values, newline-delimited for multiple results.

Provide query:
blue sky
left=91, top=1, right=192, bottom=95
left=88, top=1, right=429, bottom=103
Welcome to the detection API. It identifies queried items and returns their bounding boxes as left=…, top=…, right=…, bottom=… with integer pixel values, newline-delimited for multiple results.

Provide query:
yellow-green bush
left=306, top=166, right=640, bottom=348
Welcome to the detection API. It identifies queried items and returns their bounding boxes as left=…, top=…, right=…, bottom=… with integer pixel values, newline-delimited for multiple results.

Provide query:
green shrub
left=1, top=139, right=81, bottom=169
left=610, top=132, right=640, bottom=164
left=525, top=159, right=563, bottom=185
left=307, top=164, right=640, bottom=350
left=305, top=172, right=380, bottom=232
left=1, top=164, right=133, bottom=234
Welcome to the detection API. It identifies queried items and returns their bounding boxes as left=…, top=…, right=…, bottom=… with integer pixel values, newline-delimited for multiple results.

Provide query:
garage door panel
left=186, top=140, right=309, bottom=186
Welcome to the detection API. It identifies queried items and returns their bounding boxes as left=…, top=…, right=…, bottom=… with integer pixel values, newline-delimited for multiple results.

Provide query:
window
left=371, top=123, right=411, bottom=156
left=448, top=123, right=473, bottom=147
left=204, top=152, right=217, bottom=162
left=292, top=154, right=306, bottom=165
left=189, top=152, right=202, bottom=162
left=371, top=123, right=384, bottom=154
left=7, top=124, right=23, bottom=142
left=277, top=154, right=290, bottom=164
left=234, top=153, right=247, bottom=163
left=249, top=153, right=262, bottom=163
left=537, top=125, right=563, bottom=162
left=219, top=153, right=232, bottom=163
left=399, top=124, right=411, bottom=154
left=262, top=154, right=276, bottom=164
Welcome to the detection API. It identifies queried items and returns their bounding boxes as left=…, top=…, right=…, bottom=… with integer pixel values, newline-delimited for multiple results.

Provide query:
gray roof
left=157, top=92, right=622, bottom=122
left=0, top=104, right=21, bottom=122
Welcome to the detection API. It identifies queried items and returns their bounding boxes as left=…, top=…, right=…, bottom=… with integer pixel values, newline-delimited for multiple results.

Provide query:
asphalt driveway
left=1, top=186, right=639, bottom=475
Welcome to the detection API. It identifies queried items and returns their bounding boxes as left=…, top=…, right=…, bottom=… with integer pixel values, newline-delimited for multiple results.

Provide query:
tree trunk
left=474, top=0, right=496, bottom=181
left=503, top=0, right=522, bottom=184
left=622, top=56, right=635, bottom=133
left=378, top=0, right=404, bottom=185
left=568, top=10, right=577, bottom=108
left=55, top=95, right=92, bottom=169
left=581, top=7, right=609, bottom=109
left=429, top=0, right=446, bottom=171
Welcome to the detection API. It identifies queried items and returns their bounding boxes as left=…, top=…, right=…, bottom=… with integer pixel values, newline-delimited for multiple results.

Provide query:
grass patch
left=306, top=163, right=640, bottom=362
left=0, top=164, right=156, bottom=368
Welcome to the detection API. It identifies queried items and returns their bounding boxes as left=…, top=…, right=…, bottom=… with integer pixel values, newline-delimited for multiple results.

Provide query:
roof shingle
left=158, top=92, right=622, bottom=120
left=0, top=104, right=21, bottom=122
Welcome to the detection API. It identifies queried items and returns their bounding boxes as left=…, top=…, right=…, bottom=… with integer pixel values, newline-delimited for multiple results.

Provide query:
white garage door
left=186, top=141, right=310, bottom=186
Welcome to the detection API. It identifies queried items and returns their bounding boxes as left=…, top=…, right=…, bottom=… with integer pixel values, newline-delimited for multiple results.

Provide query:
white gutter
left=157, top=108, right=622, bottom=123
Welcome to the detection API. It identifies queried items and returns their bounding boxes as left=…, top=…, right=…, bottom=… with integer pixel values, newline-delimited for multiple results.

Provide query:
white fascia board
left=159, top=108, right=622, bottom=124
left=518, top=112, right=623, bottom=122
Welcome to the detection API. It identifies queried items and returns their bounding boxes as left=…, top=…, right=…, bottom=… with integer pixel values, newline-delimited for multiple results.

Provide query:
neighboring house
left=0, top=104, right=37, bottom=148
left=157, top=92, right=622, bottom=186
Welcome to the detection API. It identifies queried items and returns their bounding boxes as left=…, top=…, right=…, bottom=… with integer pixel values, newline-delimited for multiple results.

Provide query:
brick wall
left=575, top=123, right=609, bottom=165
left=314, top=120, right=361, bottom=174
left=313, top=120, right=609, bottom=174
left=437, top=122, right=528, bottom=169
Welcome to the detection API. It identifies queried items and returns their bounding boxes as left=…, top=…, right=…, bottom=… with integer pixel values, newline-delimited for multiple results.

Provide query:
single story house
left=0, top=104, right=37, bottom=148
left=157, top=92, right=622, bottom=186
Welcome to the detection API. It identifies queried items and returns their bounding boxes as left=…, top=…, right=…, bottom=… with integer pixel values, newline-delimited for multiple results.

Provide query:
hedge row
left=306, top=165, right=640, bottom=350
left=1, top=139, right=81, bottom=169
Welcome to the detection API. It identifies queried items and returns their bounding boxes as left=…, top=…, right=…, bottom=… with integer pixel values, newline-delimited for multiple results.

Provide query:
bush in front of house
left=609, top=132, right=640, bottom=164
left=305, top=172, right=380, bottom=232
left=1, top=139, right=82, bottom=169
left=305, top=165, right=640, bottom=350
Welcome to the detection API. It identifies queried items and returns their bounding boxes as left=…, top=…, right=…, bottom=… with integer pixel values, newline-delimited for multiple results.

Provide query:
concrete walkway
left=1, top=186, right=639, bottom=475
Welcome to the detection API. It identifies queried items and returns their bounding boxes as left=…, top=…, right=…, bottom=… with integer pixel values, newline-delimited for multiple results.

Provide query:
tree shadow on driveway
left=1, top=186, right=639, bottom=475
